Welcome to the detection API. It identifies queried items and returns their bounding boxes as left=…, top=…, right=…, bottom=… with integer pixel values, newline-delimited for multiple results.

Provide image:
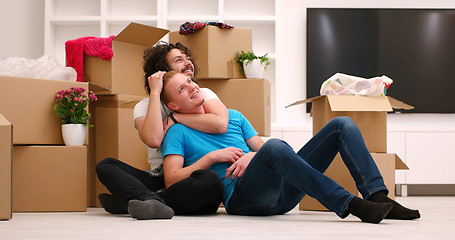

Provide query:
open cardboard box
left=286, top=95, right=413, bottom=211
left=286, top=95, right=414, bottom=153
left=0, top=113, right=12, bottom=220
left=170, top=26, right=252, bottom=79
left=12, top=146, right=87, bottom=212
left=0, top=75, right=89, bottom=145
left=84, top=22, right=169, bottom=96
left=87, top=93, right=149, bottom=207
left=198, top=78, right=271, bottom=136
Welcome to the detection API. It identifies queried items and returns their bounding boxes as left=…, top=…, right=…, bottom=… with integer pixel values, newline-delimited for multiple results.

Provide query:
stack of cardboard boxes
left=0, top=76, right=89, bottom=213
left=287, top=95, right=413, bottom=211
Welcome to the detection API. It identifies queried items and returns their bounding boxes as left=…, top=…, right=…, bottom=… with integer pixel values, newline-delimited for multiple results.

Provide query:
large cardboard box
left=286, top=95, right=413, bottom=211
left=299, top=153, right=408, bottom=211
left=12, top=146, right=87, bottom=212
left=87, top=94, right=149, bottom=207
left=170, top=26, right=252, bottom=79
left=287, top=95, right=413, bottom=153
left=0, top=114, right=12, bottom=220
left=199, top=78, right=271, bottom=136
left=0, top=75, right=89, bottom=145
left=84, top=22, right=169, bottom=96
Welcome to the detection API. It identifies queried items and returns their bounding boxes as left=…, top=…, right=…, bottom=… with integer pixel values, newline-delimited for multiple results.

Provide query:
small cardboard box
left=286, top=95, right=413, bottom=153
left=0, top=75, right=89, bottom=145
left=83, top=22, right=169, bottom=96
left=12, top=145, right=87, bottom=212
left=0, top=113, right=12, bottom=220
left=170, top=26, right=252, bottom=79
left=198, top=78, right=271, bottom=136
left=299, top=153, right=408, bottom=211
left=87, top=94, right=149, bottom=207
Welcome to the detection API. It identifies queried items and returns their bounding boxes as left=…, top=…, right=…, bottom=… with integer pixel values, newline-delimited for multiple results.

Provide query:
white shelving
left=44, top=0, right=276, bottom=69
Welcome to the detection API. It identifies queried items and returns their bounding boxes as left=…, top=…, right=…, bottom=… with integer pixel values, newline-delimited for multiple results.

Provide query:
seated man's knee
left=189, top=170, right=223, bottom=195
left=330, top=116, right=357, bottom=130
left=262, top=138, right=293, bottom=156
left=95, top=157, right=119, bottom=175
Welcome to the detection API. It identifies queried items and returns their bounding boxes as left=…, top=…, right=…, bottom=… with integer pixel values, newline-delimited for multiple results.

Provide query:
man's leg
left=297, top=116, right=388, bottom=199
left=297, top=116, right=419, bottom=220
left=95, top=158, right=173, bottom=219
left=228, top=139, right=392, bottom=223
left=157, top=169, right=223, bottom=215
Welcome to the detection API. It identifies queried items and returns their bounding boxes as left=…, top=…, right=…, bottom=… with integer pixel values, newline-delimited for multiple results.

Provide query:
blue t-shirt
left=160, top=109, right=258, bottom=208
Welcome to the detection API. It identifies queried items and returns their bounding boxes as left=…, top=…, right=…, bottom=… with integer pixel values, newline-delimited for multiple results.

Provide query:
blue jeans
left=227, top=116, right=388, bottom=218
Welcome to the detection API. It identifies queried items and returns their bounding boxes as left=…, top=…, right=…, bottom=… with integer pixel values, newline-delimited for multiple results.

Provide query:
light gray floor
left=1, top=197, right=453, bottom=240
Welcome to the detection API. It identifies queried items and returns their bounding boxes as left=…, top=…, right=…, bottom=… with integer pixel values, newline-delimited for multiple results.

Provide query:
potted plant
left=236, top=50, right=270, bottom=79
left=54, top=87, right=97, bottom=146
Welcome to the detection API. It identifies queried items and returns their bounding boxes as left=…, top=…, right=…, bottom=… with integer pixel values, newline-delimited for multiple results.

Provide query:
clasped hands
left=209, top=147, right=255, bottom=181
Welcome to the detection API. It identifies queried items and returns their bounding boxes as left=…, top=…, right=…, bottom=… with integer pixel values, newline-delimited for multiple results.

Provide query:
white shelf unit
left=45, top=0, right=277, bottom=120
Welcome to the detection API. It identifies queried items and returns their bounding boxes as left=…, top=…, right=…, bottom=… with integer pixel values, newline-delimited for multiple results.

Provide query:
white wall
left=0, top=0, right=44, bottom=59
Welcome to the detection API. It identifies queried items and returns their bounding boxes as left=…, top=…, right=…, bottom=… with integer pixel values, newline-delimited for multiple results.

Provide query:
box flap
left=114, top=22, right=169, bottom=47
left=0, top=113, right=11, bottom=126
left=96, top=94, right=144, bottom=109
left=285, top=96, right=324, bottom=108
left=327, top=95, right=393, bottom=112
left=394, top=154, right=409, bottom=170
left=387, top=96, right=414, bottom=110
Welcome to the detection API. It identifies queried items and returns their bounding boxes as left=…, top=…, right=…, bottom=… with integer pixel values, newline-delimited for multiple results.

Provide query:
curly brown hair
left=143, top=41, right=199, bottom=94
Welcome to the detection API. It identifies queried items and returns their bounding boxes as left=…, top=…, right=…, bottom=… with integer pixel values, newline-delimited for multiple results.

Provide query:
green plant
left=236, top=50, right=271, bottom=70
left=54, top=87, right=97, bottom=127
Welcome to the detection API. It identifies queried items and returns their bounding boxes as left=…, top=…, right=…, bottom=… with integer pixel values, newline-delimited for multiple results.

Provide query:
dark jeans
left=96, top=158, right=223, bottom=215
left=227, top=116, right=387, bottom=217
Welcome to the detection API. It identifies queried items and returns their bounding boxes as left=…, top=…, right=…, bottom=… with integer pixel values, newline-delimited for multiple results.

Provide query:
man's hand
left=225, top=152, right=255, bottom=181
left=148, top=71, right=166, bottom=95
left=209, top=147, right=244, bottom=164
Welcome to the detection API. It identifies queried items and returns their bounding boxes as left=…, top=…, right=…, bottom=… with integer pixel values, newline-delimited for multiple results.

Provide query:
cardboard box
left=83, top=22, right=169, bottom=96
left=0, top=75, right=88, bottom=144
left=286, top=95, right=413, bottom=211
left=12, top=146, right=87, bottom=212
left=87, top=94, right=149, bottom=207
left=170, top=26, right=252, bottom=79
left=299, top=153, right=408, bottom=211
left=0, top=113, right=12, bottom=220
left=286, top=95, right=413, bottom=153
left=199, top=78, right=271, bottom=136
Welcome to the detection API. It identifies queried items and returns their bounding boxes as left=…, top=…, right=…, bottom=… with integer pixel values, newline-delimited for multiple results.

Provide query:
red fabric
left=65, top=35, right=115, bottom=82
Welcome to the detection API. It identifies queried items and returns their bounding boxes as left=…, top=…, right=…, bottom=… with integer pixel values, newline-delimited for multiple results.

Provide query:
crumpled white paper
left=0, top=55, right=77, bottom=82
left=320, top=73, right=393, bottom=96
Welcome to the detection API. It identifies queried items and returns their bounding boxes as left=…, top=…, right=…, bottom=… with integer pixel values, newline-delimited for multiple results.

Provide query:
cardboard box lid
left=0, top=113, right=11, bottom=126
left=114, top=22, right=169, bottom=47
left=286, top=95, right=414, bottom=112
left=95, top=93, right=144, bottom=109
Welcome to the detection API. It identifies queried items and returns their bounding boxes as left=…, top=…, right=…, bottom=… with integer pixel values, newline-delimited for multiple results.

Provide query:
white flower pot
left=243, top=59, right=265, bottom=79
left=61, top=124, right=86, bottom=146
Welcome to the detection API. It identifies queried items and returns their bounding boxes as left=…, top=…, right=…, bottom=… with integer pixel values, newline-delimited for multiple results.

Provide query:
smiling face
left=163, top=72, right=205, bottom=114
left=165, top=48, right=195, bottom=77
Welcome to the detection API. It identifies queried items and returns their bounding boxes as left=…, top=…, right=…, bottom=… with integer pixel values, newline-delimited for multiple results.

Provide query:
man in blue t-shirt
left=160, top=71, right=420, bottom=224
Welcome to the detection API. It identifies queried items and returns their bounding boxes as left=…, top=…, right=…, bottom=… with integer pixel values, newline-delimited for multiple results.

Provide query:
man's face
left=165, top=73, right=204, bottom=114
left=166, top=49, right=194, bottom=77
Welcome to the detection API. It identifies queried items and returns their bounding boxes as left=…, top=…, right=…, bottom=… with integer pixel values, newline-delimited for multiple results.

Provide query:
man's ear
left=167, top=102, right=179, bottom=111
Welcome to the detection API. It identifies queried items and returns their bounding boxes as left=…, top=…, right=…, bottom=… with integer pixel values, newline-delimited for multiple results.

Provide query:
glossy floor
left=1, top=197, right=453, bottom=240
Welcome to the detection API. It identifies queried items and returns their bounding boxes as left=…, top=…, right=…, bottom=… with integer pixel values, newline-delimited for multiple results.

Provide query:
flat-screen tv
left=307, top=8, right=455, bottom=113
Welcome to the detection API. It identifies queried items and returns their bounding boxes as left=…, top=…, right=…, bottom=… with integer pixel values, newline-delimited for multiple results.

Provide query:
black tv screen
left=307, top=8, right=455, bottom=113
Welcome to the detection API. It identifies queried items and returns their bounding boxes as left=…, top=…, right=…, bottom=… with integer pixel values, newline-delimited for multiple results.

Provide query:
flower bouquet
left=54, top=87, right=97, bottom=127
